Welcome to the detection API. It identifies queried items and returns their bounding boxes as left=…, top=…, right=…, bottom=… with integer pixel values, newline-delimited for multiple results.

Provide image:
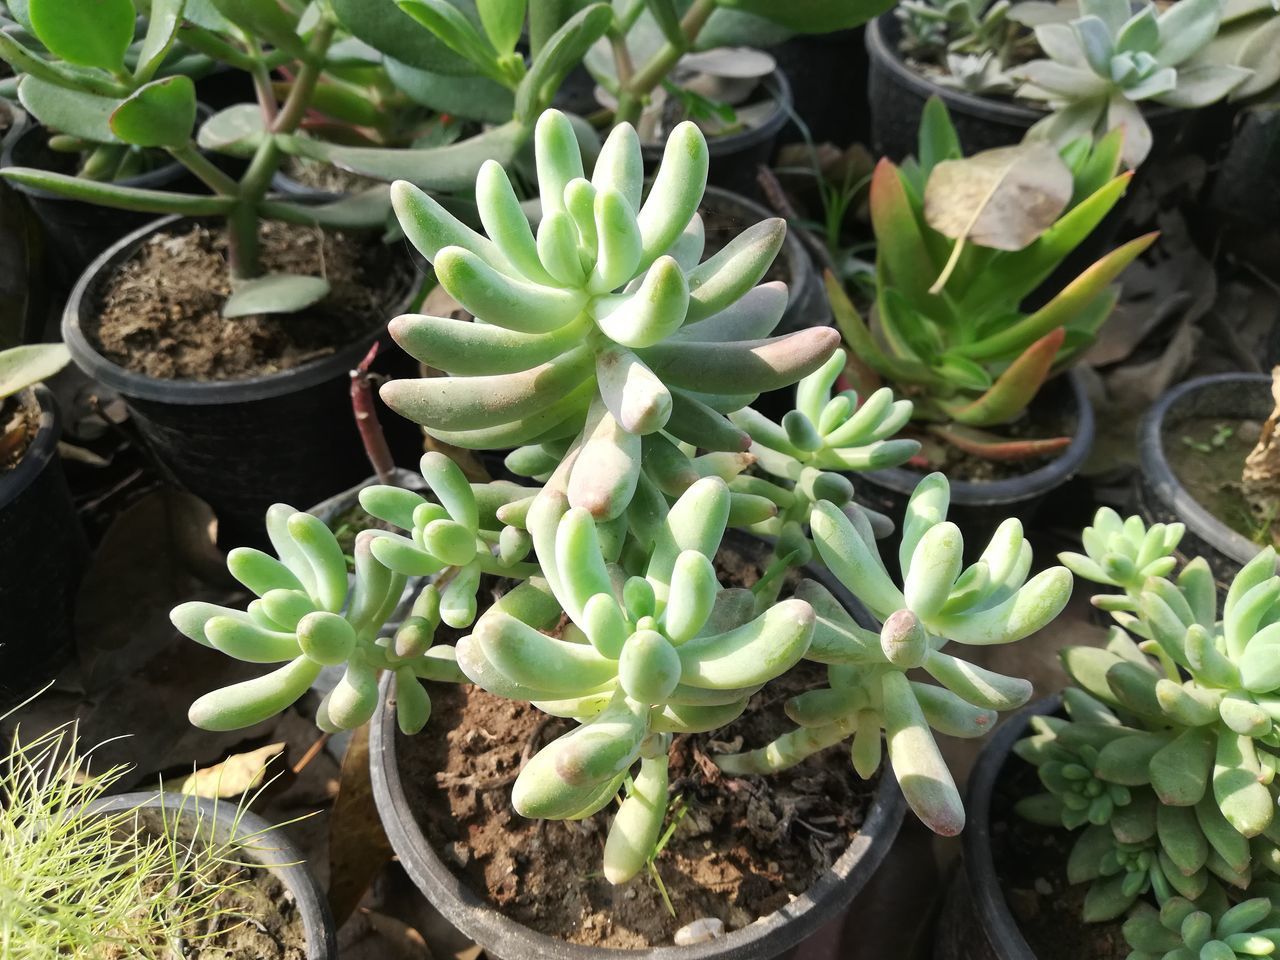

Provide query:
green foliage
left=1124, top=892, right=1280, bottom=960
left=830, top=97, right=1150, bottom=461
left=1013, top=0, right=1253, bottom=165
left=895, top=0, right=1031, bottom=92
left=0, top=343, right=70, bottom=400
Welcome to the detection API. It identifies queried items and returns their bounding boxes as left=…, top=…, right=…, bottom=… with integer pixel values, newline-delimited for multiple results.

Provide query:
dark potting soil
left=397, top=548, right=876, bottom=948
left=0, top=392, right=37, bottom=473
left=178, top=859, right=309, bottom=960
left=987, top=756, right=1129, bottom=960
left=281, top=155, right=381, bottom=195
left=1164, top=416, right=1277, bottom=548
left=89, top=222, right=410, bottom=381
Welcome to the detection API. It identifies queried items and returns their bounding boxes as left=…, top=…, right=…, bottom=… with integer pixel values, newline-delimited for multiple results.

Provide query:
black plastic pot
left=1, top=107, right=217, bottom=289
left=1136, top=372, right=1273, bottom=583
left=771, top=28, right=870, bottom=149
left=643, top=70, right=792, bottom=200
left=62, top=214, right=418, bottom=551
left=85, top=792, right=337, bottom=959
left=934, top=697, right=1059, bottom=960
left=857, top=370, right=1095, bottom=552
left=865, top=14, right=1183, bottom=163
left=0, top=384, right=88, bottom=708
left=0, top=103, right=50, bottom=345
left=368, top=530, right=907, bottom=960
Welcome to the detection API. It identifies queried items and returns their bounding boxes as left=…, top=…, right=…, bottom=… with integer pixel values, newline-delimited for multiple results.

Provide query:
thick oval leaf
left=332, top=0, right=476, bottom=73
left=28, top=0, right=134, bottom=71
left=223, top=273, right=331, bottom=319
left=209, top=0, right=308, bottom=60
left=110, top=76, right=197, bottom=148
left=196, top=103, right=269, bottom=156
left=0, top=343, right=70, bottom=400
left=477, top=0, right=526, bottom=54
left=135, top=0, right=186, bottom=82
left=516, top=3, right=613, bottom=121
left=18, top=76, right=120, bottom=144
left=383, top=56, right=514, bottom=123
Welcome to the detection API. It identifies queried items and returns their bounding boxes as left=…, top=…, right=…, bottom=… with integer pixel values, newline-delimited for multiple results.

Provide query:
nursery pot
left=1136, top=372, right=1274, bottom=583
left=857, top=369, right=1095, bottom=552
left=865, top=14, right=1184, bottom=163
left=0, top=384, right=88, bottom=708
left=62, top=214, right=418, bottom=551
left=368, top=530, right=908, bottom=960
left=642, top=70, right=792, bottom=200
left=1, top=106, right=217, bottom=290
left=84, top=792, right=337, bottom=960
left=933, top=697, right=1059, bottom=960
left=771, top=28, right=870, bottom=149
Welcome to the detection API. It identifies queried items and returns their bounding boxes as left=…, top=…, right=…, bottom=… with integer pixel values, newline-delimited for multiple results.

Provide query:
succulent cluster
left=830, top=97, right=1153, bottom=462
left=173, top=110, right=1074, bottom=885
left=1014, top=0, right=1253, bottom=166
left=896, top=0, right=1030, bottom=94
left=1014, top=510, right=1280, bottom=954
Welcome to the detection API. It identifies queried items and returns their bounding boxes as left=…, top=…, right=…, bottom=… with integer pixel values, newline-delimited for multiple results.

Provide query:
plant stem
left=613, top=0, right=716, bottom=126
left=351, top=343, right=396, bottom=485
left=169, top=143, right=239, bottom=195
left=272, top=17, right=336, bottom=135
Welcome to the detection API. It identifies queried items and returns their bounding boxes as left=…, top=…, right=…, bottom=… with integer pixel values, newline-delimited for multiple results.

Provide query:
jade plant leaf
left=222, top=274, right=331, bottom=319
left=383, top=56, right=515, bottom=123
left=196, top=104, right=269, bottom=157
left=209, top=0, right=308, bottom=60
left=0, top=343, right=71, bottom=400
left=515, top=3, right=613, bottom=121
left=476, top=0, right=526, bottom=54
left=135, top=0, right=186, bottom=82
left=109, top=76, right=198, bottom=149
left=28, top=0, right=135, bottom=71
left=18, top=77, right=120, bottom=144
left=331, top=0, right=475, bottom=74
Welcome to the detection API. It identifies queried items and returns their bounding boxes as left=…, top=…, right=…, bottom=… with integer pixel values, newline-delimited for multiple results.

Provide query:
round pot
left=1136, top=372, right=1273, bottom=583
left=368, top=531, right=908, bottom=960
left=934, top=697, right=1059, bottom=960
left=771, top=28, right=870, bottom=148
left=0, top=384, right=88, bottom=708
left=0, top=103, right=50, bottom=344
left=865, top=14, right=1183, bottom=163
left=858, top=369, right=1095, bottom=552
left=1, top=106, right=217, bottom=289
left=85, top=792, right=337, bottom=960
left=642, top=70, right=792, bottom=201
left=62, top=214, right=419, bottom=551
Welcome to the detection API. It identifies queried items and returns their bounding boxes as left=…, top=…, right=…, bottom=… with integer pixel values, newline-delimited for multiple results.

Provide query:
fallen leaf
left=181, top=742, right=287, bottom=799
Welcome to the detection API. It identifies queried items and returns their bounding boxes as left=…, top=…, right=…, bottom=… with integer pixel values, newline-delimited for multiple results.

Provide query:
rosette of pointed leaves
left=356, top=452, right=540, bottom=629
left=1124, top=891, right=1280, bottom=960
left=380, top=108, right=839, bottom=521
left=171, top=503, right=464, bottom=737
left=716, top=472, right=1072, bottom=834
left=1061, top=547, right=1280, bottom=850
left=1059, top=507, right=1185, bottom=608
left=453, top=476, right=817, bottom=883
left=1014, top=0, right=1253, bottom=166
left=828, top=98, right=1154, bottom=461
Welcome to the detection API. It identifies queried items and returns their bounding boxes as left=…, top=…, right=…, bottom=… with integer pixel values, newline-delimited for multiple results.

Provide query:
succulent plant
left=828, top=97, right=1154, bottom=462
left=0, top=343, right=70, bottom=403
left=1059, top=507, right=1186, bottom=607
left=936, top=51, right=1021, bottom=95
left=1124, top=891, right=1280, bottom=960
left=382, top=108, right=840, bottom=520
left=1013, top=0, right=1253, bottom=166
left=717, top=472, right=1073, bottom=834
left=1188, top=0, right=1280, bottom=103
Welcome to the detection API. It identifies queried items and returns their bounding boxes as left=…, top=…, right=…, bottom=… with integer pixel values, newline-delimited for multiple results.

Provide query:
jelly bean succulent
left=829, top=97, right=1154, bottom=463
left=172, top=108, right=1072, bottom=887
left=718, top=472, right=1073, bottom=835
left=1124, top=891, right=1280, bottom=960
left=1013, top=0, right=1253, bottom=166
left=1012, top=515, right=1280, bottom=938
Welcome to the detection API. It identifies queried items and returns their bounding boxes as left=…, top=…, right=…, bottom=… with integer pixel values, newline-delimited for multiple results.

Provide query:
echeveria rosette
left=716, top=472, right=1072, bottom=835
left=452, top=476, right=817, bottom=884
left=1015, top=0, right=1253, bottom=166
left=1123, top=890, right=1280, bottom=960
left=379, top=108, right=839, bottom=523
left=171, top=503, right=465, bottom=737
left=1061, top=546, right=1280, bottom=850
left=1060, top=507, right=1186, bottom=612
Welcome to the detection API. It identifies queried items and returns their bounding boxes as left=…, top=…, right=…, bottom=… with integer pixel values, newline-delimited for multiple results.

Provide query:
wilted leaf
left=223, top=273, right=331, bottom=319
left=0, top=343, right=69, bottom=400
left=181, top=742, right=287, bottom=798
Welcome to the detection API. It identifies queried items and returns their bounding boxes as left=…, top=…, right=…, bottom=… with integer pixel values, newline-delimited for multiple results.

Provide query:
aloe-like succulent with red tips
left=828, top=97, right=1156, bottom=462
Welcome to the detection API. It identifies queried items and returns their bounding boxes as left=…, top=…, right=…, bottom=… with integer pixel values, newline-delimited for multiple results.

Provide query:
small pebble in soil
left=675, top=918, right=726, bottom=945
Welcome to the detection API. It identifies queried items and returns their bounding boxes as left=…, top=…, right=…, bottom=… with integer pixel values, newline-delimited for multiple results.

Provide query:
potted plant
left=3, top=717, right=336, bottom=958
left=1138, top=370, right=1278, bottom=583
left=0, top=342, right=84, bottom=708
left=939, top=510, right=1280, bottom=960
left=165, top=107, right=1076, bottom=954
left=829, top=98, right=1153, bottom=544
left=865, top=0, right=1250, bottom=165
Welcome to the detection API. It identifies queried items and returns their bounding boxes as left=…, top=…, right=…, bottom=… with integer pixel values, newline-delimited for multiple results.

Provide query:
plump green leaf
left=109, top=76, right=197, bottom=148
left=261, top=187, right=394, bottom=230
left=397, top=0, right=500, bottom=76
left=516, top=2, right=613, bottom=121
left=28, top=0, right=134, bottom=71
left=477, top=0, right=526, bottom=53
left=223, top=274, right=331, bottom=319
left=383, top=56, right=514, bottom=123
left=196, top=103, right=268, bottom=156
left=331, top=0, right=475, bottom=73
left=18, top=76, right=119, bottom=144
left=209, top=0, right=308, bottom=60
left=0, top=343, right=70, bottom=400
left=0, top=166, right=236, bottom=215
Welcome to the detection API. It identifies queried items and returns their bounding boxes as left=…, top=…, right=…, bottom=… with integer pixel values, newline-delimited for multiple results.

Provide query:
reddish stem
left=351, top=343, right=396, bottom=486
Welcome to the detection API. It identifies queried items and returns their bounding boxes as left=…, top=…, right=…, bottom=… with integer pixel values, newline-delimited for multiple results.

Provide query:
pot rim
left=0, top=383, right=60, bottom=513
left=83, top=791, right=337, bottom=960
left=1137, top=371, right=1272, bottom=568
left=61, top=212, right=412, bottom=406
left=369, top=531, right=907, bottom=960
left=639, top=69, right=793, bottom=158
left=961, top=695, right=1061, bottom=960
left=861, top=368, right=1095, bottom=506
